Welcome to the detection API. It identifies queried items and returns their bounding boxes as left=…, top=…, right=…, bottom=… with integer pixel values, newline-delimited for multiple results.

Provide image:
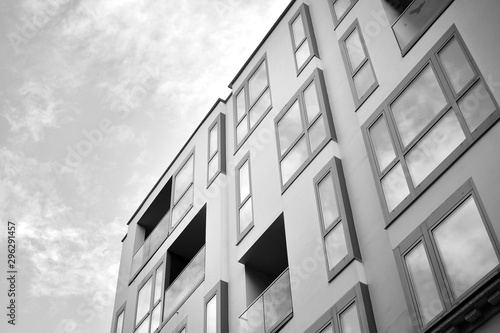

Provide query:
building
left=110, top=1, right=500, bottom=333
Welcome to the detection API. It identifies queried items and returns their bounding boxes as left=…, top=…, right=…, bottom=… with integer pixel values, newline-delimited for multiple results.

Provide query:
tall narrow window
left=171, top=152, right=195, bottom=230
left=275, top=68, right=336, bottom=190
left=207, top=113, right=226, bottom=186
left=394, top=180, right=500, bottom=332
left=114, top=306, right=125, bottom=333
left=314, top=158, right=361, bottom=281
left=236, top=153, right=253, bottom=242
left=233, top=56, right=272, bottom=151
left=328, top=0, right=359, bottom=27
left=135, top=262, right=164, bottom=333
left=288, top=4, right=319, bottom=74
left=204, top=281, right=228, bottom=333
left=339, top=20, right=378, bottom=109
left=363, top=27, right=499, bottom=223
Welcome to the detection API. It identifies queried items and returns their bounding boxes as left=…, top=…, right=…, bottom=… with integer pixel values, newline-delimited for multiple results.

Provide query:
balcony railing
left=163, top=246, right=206, bottom=321
left=239, top=269, right=293, bottom=333
left=392, top=0, right=453, bottom=54
left=131, top=210, right=171, bottom=279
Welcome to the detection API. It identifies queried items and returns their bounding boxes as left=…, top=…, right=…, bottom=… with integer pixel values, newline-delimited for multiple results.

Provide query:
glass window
left=233, top=58, right=272, bottom=149
left=289, top=4, right=319, bottom=72
left=275, top=69, right=334, bottom=189
left=206, top=295, right=217, bottom=333
left=136, top=263, right=164, bottom=333
left=325, top=224, right=348, bottom=270
left=363, top=29, right=499, bottom=221
left=207, top=114, right=225, bottom=185
left=395, top=181, right=500, bottom=331
left=172, top=154, right=195, bottom=228
left=136, top=278, right=152, bottom=325
left=340, top=21, right=378, bottom=108
left=340, top=303, right=362, bottom=333
left=237, top=155, right=254, bottom=239
left=115, top=310, right=125, bottom=333
left=317, top=172, right=340, bottom=230
left=330, top=0, right=358, bottom=26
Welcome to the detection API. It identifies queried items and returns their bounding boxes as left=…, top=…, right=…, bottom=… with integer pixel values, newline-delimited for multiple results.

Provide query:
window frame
left=172, top=316, right=188, bottom=333
left=393, top=179, right=500, bottom=332
left=170, top=150, right=195, bottom=231
left=113, top=303, right=126, bottom=333
left=203, top=281, right=229, bottom=333
left=274, top=68, right=337, bottom=192
left=134, top=260, right=165, bottom=333
left=288, top=3, right=320, bottom=75
left=304, top=283, right=378, bottom=333
left=235, top=152, right=254, bottom=244
left=328, top=0, right=359, bottom=28
left=233, top=55, right=273, bottom=153
left=339, top=19, right=379, bottom=110
left=362, top=26, right=500, bottom=225
left=313, top=157, right=361, bottom=281
left=207, top=113, right=226, bottom=187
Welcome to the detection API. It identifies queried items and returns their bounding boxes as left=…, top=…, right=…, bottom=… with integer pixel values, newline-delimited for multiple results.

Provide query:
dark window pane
left=381, top=163, right=410, bottom=212
left=433, top=196, right=499, bottom=299
left=391, top=65, right=447, bottom=147
left=405, top=242, right=443, bottom=326
left=278, top=100, right=303, bottom=155
left=458, top=81, right=496, bottom=132
left=438, top=37, right=475, bottom=94
left=370, top=115, right=396, bottom=172
left=406, top=111, right=465, bottom=186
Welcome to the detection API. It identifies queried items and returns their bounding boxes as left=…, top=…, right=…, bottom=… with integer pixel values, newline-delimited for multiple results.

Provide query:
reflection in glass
left=263, top=270, right=293, bottom=330
left=136, top=278, right=152, bottom=325
left=239, top=297, right=264, bottom=333
left=406, top=111, right=465, bottom=186
left=249, top=62, right=268, bottom=105
left=237, top=116, right=248, bottom=144
left=334, top=0, right=351, bottom=20
left=381, top=163, right=410, bottom=212
left=304, top=81, right=321, bottom=123
left=154, top=266, right=163, bottom=303
left=325, top=223, right=348, bottom=270
left=292, top=14, right=306, bottom=47
left=370, top=115, right=396, bottom=172
left=206, top=295, right=217, bottom=333
left=340, top=303, right=362, bottom=333
left=391, top=65, right=447, bottom=147
left=438, top=37, right=475, bottom=94
left=249, top=89, right=271, bottom=128
left=354, top=62, right=375, bottom=99
left=164, top=247, right=205, bottom=320
left=345, top=28, right=365, bottom=72
left=281, top=136, right=308, bottom=185
left=433, top=197, right=499, bottom=299
left=236, top=90, right=246, bottom=121
left=209, top=125, right=218, bottom=157
left=405, top=242, right=443, bottom=326
left=115, top=311, right=124, bottom=333
left=239, top=161, right=250, bottom=202
left=318, top=172, right=340, bottom=230
left=239, top=199, right=253, bottom=232
left=149, top=212, right=170, bottom=255
left=308, top=116, right=327, bottom=152
left=172, top=185, right=194, bottom=227
left=296, top=40, right=312, bottom=69
left=135, top=315, right=149, bottom=333
left=208, top=154, right=219, bottom=181
left=174, top=155, right=194, bottom=202
left=278, top=100, right=303, bottom=155
left=151, top=303, right=162, bottom=332
left=459, top=81, right=496, bottom=132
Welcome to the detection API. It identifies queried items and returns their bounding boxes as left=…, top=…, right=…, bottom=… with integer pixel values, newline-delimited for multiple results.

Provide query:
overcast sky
left=0, top=1, right=290, bottom=332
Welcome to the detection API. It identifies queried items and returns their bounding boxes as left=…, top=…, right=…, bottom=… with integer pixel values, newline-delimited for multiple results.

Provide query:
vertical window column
left=135, top=262, right=164, bottom=333
left=204, top=281, right=228, bottom=333
left=114, top=305, right=125, bottom=333
left=207, top=113, right=226, bottom=186
left=171, top=153, right=195, bottom=230
left=328, top=0, right=359, bottom=27
left=289, top=4, right=319, bottom=74
left=236, top=153, right=254, bottom=242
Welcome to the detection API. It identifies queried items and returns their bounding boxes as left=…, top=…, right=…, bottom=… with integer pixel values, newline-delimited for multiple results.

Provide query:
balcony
left=131, top=210, right=171, bottom=279
left=392, top=0, right=453, bottom=55
left=239, top=269, right=293, bottom=333
left=163, top=246, right=206, bottom=321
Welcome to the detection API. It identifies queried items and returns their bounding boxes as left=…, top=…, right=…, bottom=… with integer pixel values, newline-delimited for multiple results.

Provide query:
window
left=171, top=152, right=195, bottom=230
left=114, top=305, right=125, bottom=333
left=288, top=4, right=319, bottom=74
left=381, top=0, right=454, bottom=55
left=172, top=317, right=188, bottom=333
left=305, top=283, right=377, bottom=333
left=207, top=113, right=226, bottom=186
left=339, top=20, right=378, bottom=109
left=328, top=0, right=359, bottom=27
left=236, top=153, right=254, bottom=242
left=275, top=68, right=336, bottom=190
left=314, top=158, right=361, bottom=281
left=135, top=262, right=164, bottom=333
left=362, top=27, right=499, bottom=223
left=234, top=56, right=272, bottom=151
left=204, top=281, right=228, bottom=333
left=394, top=179, right=500, bottom=332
